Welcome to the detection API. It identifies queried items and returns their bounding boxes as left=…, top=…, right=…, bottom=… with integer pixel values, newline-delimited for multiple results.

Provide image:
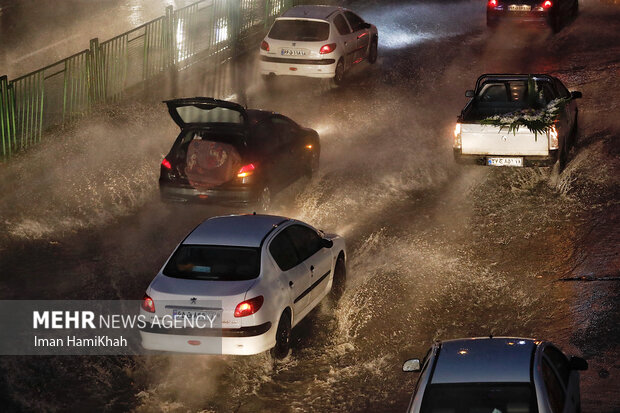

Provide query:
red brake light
left=261, top=41, right=270, bottom=51
left=142, top=294, right=155, bottom=313
left=319, top=43, right=336, bottom=54
left=543, top=0, right=552, bottom=8
left=234, top=296, right=264, bottom=317
left=161, top=158, right=172, bottom=169
left=237, top=163, right=256, bottom=178
left=488, top=0, right=498, bottom=7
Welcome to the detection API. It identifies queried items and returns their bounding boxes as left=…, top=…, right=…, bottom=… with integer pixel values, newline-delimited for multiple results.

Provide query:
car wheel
left=368, top=40, right=378, bottom=64
left=270, top=311, right=291, bottom=359
left=330, top=255, right=346, bottom=302
left=257, top=185, right=271, bottom=212
left=572, top=0, right=579, bottom=17
left=333, top=59, right=345, bottom=86
left=551, top=13, right=562, bottom=33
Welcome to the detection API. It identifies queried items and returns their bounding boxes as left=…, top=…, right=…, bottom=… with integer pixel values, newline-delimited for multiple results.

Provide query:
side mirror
left=362, top=22, right=371, bottom=30
left=465, top=90, right=475, bottom=98
left=570, top=91, right=582, bottom=99
left=321, top=238, right=333, bottom=249
left=569, top=356, right=588, bottom=371
left=403, top=359, right=421, bottom=372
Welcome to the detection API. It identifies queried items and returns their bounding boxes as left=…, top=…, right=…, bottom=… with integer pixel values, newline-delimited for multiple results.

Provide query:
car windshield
left=420, top=383, right=538, bottom=413
left=163, top=245, right=260, bottom=281
left=268, top=20, right=330, bottom=41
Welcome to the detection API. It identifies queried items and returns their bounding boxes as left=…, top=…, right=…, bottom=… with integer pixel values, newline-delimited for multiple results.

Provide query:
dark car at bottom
left=402, top=337, right=588, bottom=413
left=159, top=98, right=320, bottom=211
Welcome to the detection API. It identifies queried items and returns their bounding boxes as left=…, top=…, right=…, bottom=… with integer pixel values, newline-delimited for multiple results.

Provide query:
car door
left=285, top=224, right=333, bottom=305
left=343, top=11, right=370, bottom=64
left=332, top=12, right=357, bottom=69
left=544, top=345, right=580, bottom=413
left=268, top=228, right=312, bottom=319
left=252, top=118, right=285, bottom=190
left=271, top=115, right=303, bottom=186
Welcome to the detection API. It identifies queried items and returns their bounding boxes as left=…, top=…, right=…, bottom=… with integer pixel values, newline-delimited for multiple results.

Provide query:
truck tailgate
left=461, top=124, right=548, bottom=156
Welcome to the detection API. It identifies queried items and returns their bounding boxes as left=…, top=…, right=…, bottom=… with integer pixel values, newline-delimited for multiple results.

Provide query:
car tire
left=486, top=15, right=498, bottom=29
left=270, top=311, right=291, bottom=359
left=551, top=13, right=562, bottom=33
left=256, top=185, right=271, bottom=212
left=368, top=40, right=378, bottom=64
left=333, top=59, right=345, bottom=86
left=330, top=255, right=346, bottom=302
left=572, top=0, right=579, bottom=17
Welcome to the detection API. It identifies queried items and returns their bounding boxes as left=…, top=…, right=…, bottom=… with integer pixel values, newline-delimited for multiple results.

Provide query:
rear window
left=163, top=245, right=260, bottom=281
left=420, top=383, right=538, bottom=413
left=268, top=19, right=330, bottom=41
left=176, top=106, right=244, bottom=124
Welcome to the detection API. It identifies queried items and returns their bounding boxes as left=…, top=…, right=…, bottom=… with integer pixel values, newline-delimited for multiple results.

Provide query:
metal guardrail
left=0, top=0, right=300, bottom=160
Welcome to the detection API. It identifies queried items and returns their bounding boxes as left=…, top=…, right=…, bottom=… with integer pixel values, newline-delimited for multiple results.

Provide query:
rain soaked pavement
left=0, top=0, right=619, bottom=411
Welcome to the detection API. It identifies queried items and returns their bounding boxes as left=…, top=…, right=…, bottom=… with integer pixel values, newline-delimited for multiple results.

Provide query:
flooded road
left=0, top=0, right=618, bottom=411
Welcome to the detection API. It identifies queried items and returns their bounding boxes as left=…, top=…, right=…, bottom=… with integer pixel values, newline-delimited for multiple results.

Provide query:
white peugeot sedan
left=259, top=5, right=378, bottom=84
left=140, top=214, right=346, bottom=358
left=402, top=337, right=588, bottom=413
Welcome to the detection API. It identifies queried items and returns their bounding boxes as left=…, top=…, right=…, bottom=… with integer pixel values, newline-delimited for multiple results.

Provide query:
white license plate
left=172, top=309, right=218, bottom=321
left=508, top=4, right=532, bottom=11
left=487, top=157, right=523, bottom=167
left=281, top=48, right=306, bottom=56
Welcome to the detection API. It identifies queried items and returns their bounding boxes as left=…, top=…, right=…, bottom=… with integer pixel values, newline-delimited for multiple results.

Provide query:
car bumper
left=139, top=322, right=274, bottom=355
left=453, top=148, right=558, bottom=167
left=487, top=9, right=551, bottom=24
left=159, top=181, right=256, bottom=205
left=259, top=56, right=337, bottom=78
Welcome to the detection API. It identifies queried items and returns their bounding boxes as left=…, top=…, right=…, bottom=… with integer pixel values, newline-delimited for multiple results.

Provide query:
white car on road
left=140, top=214, right=346, bottom=358
left=259, top=5, right=378, bottom=84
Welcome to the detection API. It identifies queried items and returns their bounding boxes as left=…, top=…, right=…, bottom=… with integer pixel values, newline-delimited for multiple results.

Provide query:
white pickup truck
left=453, top=74, right=582, bottom=168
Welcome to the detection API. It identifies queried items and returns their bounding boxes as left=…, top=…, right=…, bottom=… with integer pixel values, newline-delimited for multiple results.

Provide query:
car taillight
left=319, top=43, right=336, bottom=54
left=548, top=125, right=559, bottom=150
left=542, top=0, right=552, bottom=9
left=142, top=294, right=155, bottom=313
left=161, top=158, right=172, bottom=169
left=488, top=0, right=498, bottom=7
left=237, top=163, right=256, bottom=178
left=454, top=123, right=462, bottom=149
left=261, top=41, right=270, bottom=51
left=234, top=296, right=264, bottom=317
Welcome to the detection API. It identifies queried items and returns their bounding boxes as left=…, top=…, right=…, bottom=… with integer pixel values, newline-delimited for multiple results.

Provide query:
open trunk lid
left=165, top=97, right=248, bottom=129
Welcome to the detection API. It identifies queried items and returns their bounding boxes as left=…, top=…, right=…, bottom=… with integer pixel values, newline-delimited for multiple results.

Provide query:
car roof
left=183, top=214, right=290, bottom=247
left=281, top=5, right=343, bottom=20
left=431, top=337, right=536, bottom=384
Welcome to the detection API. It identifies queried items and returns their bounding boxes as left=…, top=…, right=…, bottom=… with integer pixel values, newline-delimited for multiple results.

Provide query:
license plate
left=508, top=4, right=532, bottom=11
left=487, top=157, right=523, bottom=167
left=172, top=309, right=218, bottom=321
left=281, top=48, right=306, bottom=56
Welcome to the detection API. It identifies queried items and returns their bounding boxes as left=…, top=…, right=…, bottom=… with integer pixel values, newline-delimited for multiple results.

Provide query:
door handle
left=289, top=281, right=294, bottom=287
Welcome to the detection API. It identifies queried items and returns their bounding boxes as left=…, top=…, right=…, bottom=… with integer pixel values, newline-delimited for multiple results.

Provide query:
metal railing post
left=165, top=5, right=175, bottom=68
left=89, top=38, right=104, bottom=103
